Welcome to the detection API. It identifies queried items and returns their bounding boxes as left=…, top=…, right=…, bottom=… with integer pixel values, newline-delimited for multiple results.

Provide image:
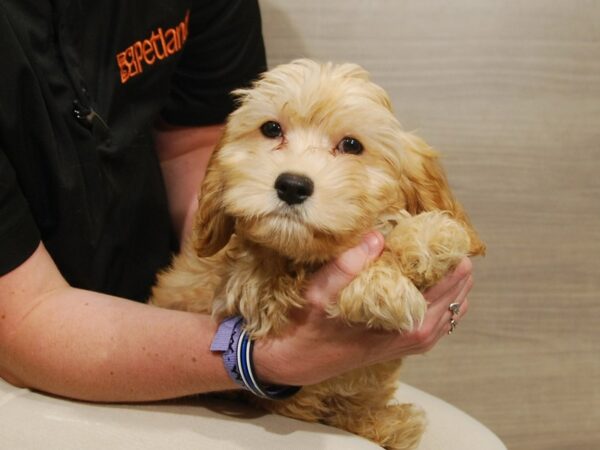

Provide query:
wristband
left=210, top=316, right=301, bottom=400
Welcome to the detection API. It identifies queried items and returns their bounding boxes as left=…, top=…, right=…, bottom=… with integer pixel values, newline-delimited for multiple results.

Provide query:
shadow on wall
left=260, top=0, right=310, bottom=66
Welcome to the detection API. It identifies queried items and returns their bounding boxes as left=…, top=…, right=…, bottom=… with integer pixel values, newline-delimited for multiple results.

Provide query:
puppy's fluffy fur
left=151, top=59, right=485, bottom=450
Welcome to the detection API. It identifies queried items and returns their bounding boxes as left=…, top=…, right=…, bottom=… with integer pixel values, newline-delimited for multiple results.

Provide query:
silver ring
left=448, top=302, right=460, bottom=316
left=448, top=318, right=458, bottom=335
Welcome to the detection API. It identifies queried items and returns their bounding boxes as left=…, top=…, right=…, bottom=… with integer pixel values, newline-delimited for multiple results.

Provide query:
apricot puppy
left=152, top=59, right=485, bottom=449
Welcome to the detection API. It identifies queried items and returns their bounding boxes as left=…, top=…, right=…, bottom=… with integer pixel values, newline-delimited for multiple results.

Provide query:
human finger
left=305, top=231, right=384, bottom=306
left=423, top=257, right=473, bottom=306
left=439, top=271, right=474, bottom=336
left=433, top=272, right=472, bottom=330
left=428, top=273, right=473, bottom=320
left=401, top=275, right=473, bottom=354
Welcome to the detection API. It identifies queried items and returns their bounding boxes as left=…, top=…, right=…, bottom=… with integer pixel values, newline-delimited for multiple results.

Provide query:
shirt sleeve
left=0, top=146, right=41, bottom=275
left=160, top=0, right=267, bottom=126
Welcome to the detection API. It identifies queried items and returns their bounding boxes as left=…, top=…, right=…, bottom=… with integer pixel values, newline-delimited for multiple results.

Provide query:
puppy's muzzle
left=274, top=172, right=314, bottom=205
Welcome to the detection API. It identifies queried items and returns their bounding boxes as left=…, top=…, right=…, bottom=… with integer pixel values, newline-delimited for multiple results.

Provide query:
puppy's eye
left=260, top=121, right=283, bottom=138
left=336, top=137, right=364, bottom=155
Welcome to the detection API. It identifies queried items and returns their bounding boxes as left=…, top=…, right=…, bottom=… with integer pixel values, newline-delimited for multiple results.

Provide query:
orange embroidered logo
left=116, top=10, right=190, bottom=84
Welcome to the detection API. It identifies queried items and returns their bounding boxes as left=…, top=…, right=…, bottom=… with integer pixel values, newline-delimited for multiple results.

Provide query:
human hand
left=253, top=232, right=474, bottom=386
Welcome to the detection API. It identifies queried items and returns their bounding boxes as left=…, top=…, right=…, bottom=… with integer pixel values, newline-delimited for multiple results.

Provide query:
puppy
left=151, top=59, right=485, bottom=450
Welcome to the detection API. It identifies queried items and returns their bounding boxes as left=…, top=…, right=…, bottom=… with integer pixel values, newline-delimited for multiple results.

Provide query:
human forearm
left=153, top=122, right=224, bottom=242
left=1, top=287, right=236, bottom=402
left=0, top=245, right=236, bottom=402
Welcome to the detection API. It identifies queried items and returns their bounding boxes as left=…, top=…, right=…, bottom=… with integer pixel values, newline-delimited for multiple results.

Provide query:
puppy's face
left=194, top=60, right=485, bottom=263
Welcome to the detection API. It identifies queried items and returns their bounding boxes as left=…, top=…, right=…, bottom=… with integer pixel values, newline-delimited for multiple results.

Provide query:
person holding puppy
left=0, top=0, right=473, bottom=404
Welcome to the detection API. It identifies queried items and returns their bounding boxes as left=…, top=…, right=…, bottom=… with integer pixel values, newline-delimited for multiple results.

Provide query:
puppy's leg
left=257, top=362, right=425, bottom=450
left=329, top=252, right=427, bottom=331
left=265, top=400, right=425, bottom=450
left=328, top=211, right=470, bottom=331
left=320, top=364, right=425, bottom=450
left=331, top=402, right=425, bottom=450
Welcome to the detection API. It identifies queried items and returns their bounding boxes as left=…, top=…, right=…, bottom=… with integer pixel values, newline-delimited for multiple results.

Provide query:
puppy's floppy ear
left=192, top=144, right=235, bottom=257
left=399, top=133, right=486, bottom=256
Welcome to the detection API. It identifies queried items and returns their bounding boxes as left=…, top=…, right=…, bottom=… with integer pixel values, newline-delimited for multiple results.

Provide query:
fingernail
left=361, top=232, right=383, bottom=257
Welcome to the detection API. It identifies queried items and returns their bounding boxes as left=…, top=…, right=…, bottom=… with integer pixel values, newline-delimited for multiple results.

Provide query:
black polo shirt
left=0, top=0, right=266, bottom=300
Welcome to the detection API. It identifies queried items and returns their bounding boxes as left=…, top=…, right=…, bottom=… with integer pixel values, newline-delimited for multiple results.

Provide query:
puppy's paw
left=328, top=256, right=427, bottom=332
left=375, top=403, right=427, bottom=450
left=330, top=402, right=426, bottom=450
left=387, top=211, right=471, bottom=289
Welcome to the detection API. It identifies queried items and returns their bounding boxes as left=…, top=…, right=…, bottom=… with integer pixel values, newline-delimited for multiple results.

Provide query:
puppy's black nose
left=274, top=173, right=314, bottom=205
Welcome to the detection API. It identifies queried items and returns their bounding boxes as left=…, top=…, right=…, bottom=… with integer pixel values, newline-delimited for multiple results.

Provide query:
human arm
left=0, top=122, right=233, bottom=401
left=0, top=242, right=237, bottom=402
left=153, top=121, right=223, bottom=242
left=0, top=233, right=472, bottom=401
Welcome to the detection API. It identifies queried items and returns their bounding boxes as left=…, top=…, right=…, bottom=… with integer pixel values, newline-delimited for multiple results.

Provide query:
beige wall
left=260, top=1, right=600, bottom=449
